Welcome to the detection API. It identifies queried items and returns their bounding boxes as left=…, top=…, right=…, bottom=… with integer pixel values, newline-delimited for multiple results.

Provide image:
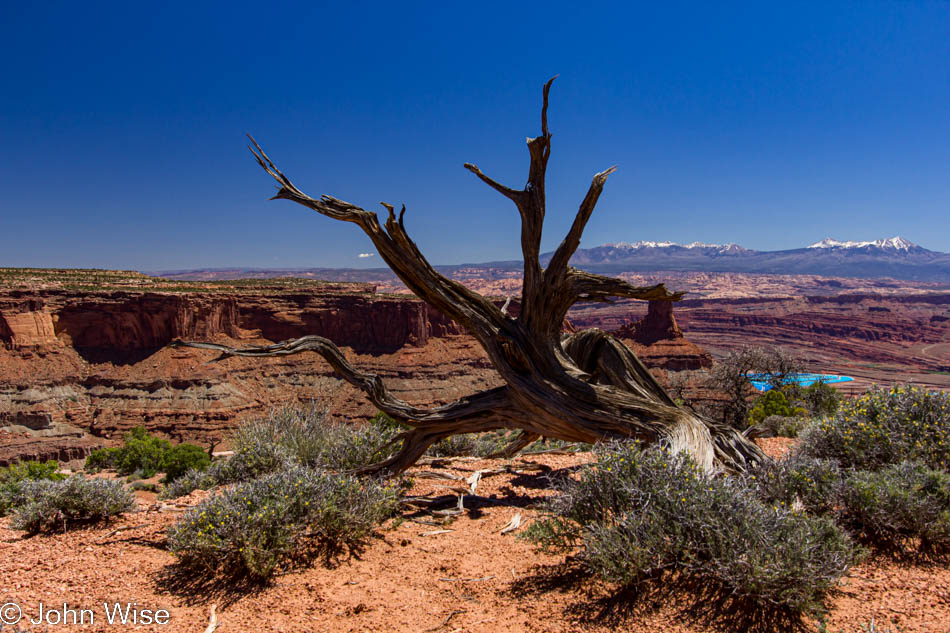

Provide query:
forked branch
left=214, top=78, right=773, bottom=477
left=247, top=136, right=505, bottom=336
left=463, top=77, right=559, bottom=332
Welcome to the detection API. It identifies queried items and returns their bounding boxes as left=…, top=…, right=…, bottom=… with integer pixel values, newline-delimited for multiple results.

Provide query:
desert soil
left=2, top=439, right=949, bottom=633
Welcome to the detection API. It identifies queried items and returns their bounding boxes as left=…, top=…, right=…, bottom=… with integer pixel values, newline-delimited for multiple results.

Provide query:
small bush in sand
left=837, top=461, right=950, bottom=556
left=167, top=466, right=398, bottom=579
left=424, top=427, right=587, bottom=458
left=751, top=453, right=950, bottom=557
left=755, top=414, right=811, bottom=438
left=525, top=441, right=861, bottom=618
left=798, top=385, right=950, bottom=471
left=426, top=430, right=509, bottom=457
left=0, top=459, right=64, bottom=516
left=161, top=467, right=221, bottom=500
left=10, top=476, right=135, bottom=533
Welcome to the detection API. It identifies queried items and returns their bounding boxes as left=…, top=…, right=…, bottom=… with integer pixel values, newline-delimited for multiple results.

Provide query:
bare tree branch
left=462, top=163, right=524, bottom=204
left=568, top=271, right=685, bottom=303
left=172, top=337, right=509, bottom=425
left=544, top=166, right=617, bottom=282
left=485, top=431, right=541, bottom=459
left=247, top=136, right=505, bottom=337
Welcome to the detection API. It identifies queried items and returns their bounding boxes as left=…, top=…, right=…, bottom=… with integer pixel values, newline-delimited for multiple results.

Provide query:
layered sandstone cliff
left=0, top=271, right=713, bottom=465
left=0, top=276, right=471, bottom=464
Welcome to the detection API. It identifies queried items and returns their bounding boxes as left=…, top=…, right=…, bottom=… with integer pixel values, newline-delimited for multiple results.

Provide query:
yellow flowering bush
left=798, top=385, right=950, bottom=471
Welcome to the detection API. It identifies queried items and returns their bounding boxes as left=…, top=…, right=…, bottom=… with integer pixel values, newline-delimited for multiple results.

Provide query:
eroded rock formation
left=610, top=300, right=712, bottom=371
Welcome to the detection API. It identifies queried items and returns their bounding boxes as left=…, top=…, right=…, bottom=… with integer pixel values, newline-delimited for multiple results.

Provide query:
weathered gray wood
left=180, top=78, right=768, bottom=475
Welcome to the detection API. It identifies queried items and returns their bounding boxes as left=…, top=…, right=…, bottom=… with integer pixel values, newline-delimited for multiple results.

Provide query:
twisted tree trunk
left=177, top=78, right=767, bottom=475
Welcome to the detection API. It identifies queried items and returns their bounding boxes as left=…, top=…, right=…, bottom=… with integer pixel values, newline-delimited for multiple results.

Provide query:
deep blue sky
left=2, top=1, right=949, bottom=271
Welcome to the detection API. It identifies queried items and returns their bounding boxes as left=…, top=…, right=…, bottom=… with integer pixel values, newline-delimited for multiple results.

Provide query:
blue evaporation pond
left=747, top=373, right=854, bottom=392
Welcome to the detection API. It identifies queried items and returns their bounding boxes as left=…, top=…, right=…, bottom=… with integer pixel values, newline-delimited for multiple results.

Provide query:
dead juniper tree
left=178, top=78, right=768, bottom=475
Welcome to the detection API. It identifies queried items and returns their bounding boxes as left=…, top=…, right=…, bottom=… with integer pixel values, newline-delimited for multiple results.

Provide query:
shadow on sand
left=509, top=559, right=815, bottom=633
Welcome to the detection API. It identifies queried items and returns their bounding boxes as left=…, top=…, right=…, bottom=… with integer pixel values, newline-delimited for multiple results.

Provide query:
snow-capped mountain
left=537, top=236, right=950, bottom=282
left=807, top=236, right=920, bottom=252
left=604, top=241, right=751, bottom=254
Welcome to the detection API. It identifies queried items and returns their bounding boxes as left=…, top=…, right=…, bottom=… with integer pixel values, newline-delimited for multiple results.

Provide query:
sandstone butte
left=0, top=269, right=709, bottom=465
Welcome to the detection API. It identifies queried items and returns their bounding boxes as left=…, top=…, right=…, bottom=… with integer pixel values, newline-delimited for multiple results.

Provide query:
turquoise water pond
left=748, top=373, right=854, bottom=392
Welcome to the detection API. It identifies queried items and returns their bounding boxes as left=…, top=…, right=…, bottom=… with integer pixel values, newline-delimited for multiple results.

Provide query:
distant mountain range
left=538, top=236, right=950, bottom=282
left=154, top=236, right=950, bottom=284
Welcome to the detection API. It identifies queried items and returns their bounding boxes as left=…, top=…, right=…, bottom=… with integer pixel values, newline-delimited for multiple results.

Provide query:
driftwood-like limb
left=172, top=338, right=509, bottom=425
left=462, top=163, right=524, bottom=204
left=181, top=78, right=773, bottom=476
left=248, top=137, right=505, bottom=337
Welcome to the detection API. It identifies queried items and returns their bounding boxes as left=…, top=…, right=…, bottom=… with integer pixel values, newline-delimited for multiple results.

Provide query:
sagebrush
left=167, top=466, right=399, bottom=578
left=837, top=461, right=950, bottom=556
left=0, top=459, right=64, bottom=516
left=525, top=441, right=860, bottom=617
left=10, top=476, right=135, bottom=533
left=162, top=407, right=401, bottom=498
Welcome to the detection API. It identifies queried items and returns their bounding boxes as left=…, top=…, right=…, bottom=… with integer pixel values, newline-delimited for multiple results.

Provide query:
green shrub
left=0, top=460, right=65, bottom=516
left=84, top=447, right=121, bottom=472
left=114, top=427, right=172, bottom=477
left=837, top=461, right=950, bottom=556
left=525, top=442, right=861, bottom=617
left=86, top=427, right=211, bottom=484
left=85, top=426, right=172, bottom=477
left=161, top=444, right=211, bottom=483
left=798, top=386, right=950, bottom=471
left=749, top=389, right=808, bottom=425
left=10, top=476, right=135, bottom=533
left=801, top=381, right=841, bottom=418
left=167, top=466, right=398, bottom=578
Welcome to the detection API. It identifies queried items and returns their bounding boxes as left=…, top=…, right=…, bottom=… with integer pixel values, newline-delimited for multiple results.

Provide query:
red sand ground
left=2, top=443, right=949, bottom=633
